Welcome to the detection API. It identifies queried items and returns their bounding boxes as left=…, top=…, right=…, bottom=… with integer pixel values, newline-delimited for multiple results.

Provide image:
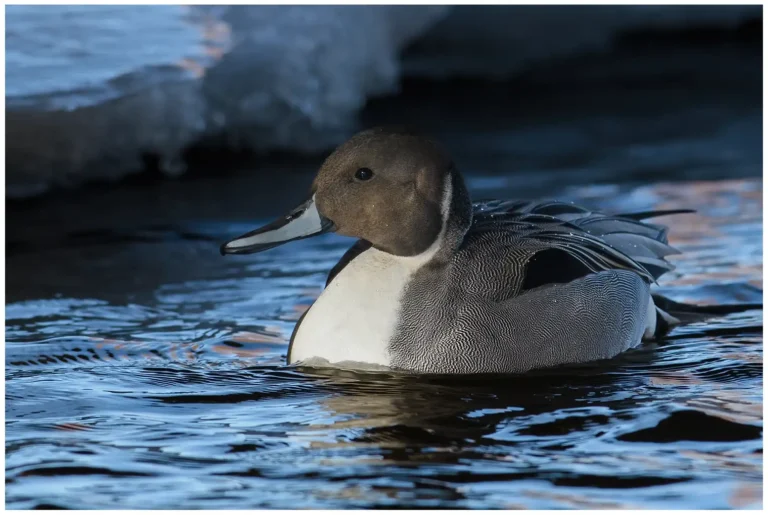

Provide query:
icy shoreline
left=6, top=5, right=447, bottom=197
left=5, top=5, right=760, bottom=197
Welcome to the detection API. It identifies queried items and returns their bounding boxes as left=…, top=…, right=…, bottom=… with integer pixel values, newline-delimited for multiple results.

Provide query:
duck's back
left=387, top=200, right=686, bottom=374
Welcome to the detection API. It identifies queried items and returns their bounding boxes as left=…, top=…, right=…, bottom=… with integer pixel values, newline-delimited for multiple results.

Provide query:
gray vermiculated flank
left=387, top=170, right=676, bottom=374
left=391, top=266, right=649, bottom=374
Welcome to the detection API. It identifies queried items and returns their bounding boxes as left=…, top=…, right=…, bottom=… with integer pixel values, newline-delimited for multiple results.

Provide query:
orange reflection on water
left=729, top=483, right=763, bottom=509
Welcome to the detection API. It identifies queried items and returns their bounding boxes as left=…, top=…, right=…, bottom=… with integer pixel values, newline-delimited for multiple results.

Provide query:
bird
left=221, top=126, right=703, bottom=375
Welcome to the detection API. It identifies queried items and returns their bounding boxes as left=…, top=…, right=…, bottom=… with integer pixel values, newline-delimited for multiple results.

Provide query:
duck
left=221, top=126, right=697, bottom=375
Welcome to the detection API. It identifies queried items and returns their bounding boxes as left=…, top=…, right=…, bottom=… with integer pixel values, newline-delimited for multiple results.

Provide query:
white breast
left=290, top=178, right=454, bottom=368
left=289, top=247, right=417, bottom=367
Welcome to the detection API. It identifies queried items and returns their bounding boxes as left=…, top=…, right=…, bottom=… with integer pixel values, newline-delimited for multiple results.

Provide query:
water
left=5, top=176, right=762, bottom=509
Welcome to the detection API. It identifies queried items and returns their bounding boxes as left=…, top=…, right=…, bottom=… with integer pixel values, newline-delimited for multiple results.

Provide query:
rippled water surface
left=6, top=178, right=762, bottom=509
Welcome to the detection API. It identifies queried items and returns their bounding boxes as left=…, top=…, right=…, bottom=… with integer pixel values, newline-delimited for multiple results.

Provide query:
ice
left=6, top=5, right=447, bottom=197
left=5, top=5, right=759, bottom=197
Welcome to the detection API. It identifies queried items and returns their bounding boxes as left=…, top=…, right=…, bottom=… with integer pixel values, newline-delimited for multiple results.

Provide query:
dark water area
left=5, top=38, right=764, bottom=508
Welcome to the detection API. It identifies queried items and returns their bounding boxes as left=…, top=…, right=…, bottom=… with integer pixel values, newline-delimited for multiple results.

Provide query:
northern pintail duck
left=221, top=127, right=695, bottom=374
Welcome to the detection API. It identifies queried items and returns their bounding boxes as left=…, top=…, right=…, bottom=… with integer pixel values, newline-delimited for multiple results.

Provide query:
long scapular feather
left=618, top=209, right=695, bottom=221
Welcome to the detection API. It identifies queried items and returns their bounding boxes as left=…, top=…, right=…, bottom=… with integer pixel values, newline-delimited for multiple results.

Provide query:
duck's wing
left=471, top=199, right=692, bottom=283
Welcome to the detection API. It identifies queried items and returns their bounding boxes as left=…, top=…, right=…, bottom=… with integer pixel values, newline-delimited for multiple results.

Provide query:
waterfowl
left=221, top=127, right=695, bottom=374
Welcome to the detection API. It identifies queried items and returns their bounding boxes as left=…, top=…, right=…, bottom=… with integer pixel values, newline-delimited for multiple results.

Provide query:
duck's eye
left=354, top=168, right=374, bottom=181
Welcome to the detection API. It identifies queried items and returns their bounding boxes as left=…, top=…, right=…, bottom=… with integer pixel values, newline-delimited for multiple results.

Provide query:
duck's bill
left=220, top=195, right=335, bottom=255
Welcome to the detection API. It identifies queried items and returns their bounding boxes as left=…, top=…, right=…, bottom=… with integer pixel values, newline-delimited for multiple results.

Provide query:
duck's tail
left=651, top=293, right=762, bottom=338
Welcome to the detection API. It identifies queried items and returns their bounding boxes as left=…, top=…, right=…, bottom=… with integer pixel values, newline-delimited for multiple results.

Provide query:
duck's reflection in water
left=298, top=351, right=656, bottom=457
left=275, top=354, right=669, bottom=506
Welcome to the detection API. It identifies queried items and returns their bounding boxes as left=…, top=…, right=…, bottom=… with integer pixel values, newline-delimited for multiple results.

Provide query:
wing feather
left=471, top=199, right=688, bottom=283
